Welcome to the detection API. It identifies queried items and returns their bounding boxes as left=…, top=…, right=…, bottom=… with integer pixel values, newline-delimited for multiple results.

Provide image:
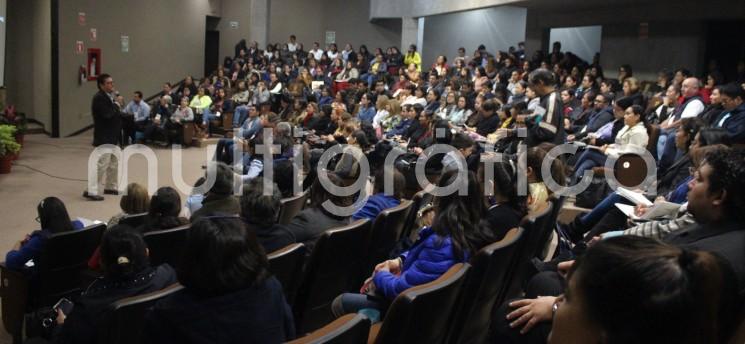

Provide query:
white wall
left=549, top=26, right=601, bottom=64
left=421, top=6, right=526, bottom=66
left=370, top=0, right=525, bottom=19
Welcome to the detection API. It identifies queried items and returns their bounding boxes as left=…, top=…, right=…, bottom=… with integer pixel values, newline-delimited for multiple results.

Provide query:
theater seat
left=268, top=243, right=307, bottom=305
left=357, top=200, right=413, bottom=285
left=98, top=283, right=184, bottom=344
left=222, top=111, right=234, bottom=132
left=1, top=223, right=105, bottom=341
left=143, top=224, right=190, bottom=269
left=277, top=189, right=310, bottom=225
left=182, top=121, right=195, bottom=147
left=293, top=219, right=373, bottom=334
left=446, top=228, right=524, bottom=344
left=118, top=212, right=148, bottom=228
left=287, top=313, right=371, bottom=344
left=400, top=190, right=433, bottom=241
left=369, top=263, right=470, bottom=344
left=502, top=200, right=556, bottom=302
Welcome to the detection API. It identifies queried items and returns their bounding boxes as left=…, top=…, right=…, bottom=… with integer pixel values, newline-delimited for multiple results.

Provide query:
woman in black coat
left=53, top=226, right=177, bottom=344
left=143, top=216, right=295, bottom=343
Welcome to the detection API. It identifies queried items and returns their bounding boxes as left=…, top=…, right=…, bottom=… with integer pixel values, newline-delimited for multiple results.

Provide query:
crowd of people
left=5, top=34, right=745, bottom=343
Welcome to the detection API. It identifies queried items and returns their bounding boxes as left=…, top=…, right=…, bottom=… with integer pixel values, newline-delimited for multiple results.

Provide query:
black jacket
left=285, top=207, right=350, bottom=256
left=476, top=114, right=501, bottom=137
left=247, top=223, right=296, bottom=254
left=664, top=221, right=745, bottom=294
left=658, top=155, right=691, bottom=197
left=54, top=265, right=178, bottom=344
left=143, top=276, right=295, bottom=344
left=190, top=194, right=241, bottom=222
left=92, top=90, right=122, bottom=146
left=525, top=91, right=565, bottom=147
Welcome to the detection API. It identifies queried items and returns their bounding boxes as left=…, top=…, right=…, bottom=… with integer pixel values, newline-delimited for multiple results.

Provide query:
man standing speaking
left=83, top=73, right=122, bottom=201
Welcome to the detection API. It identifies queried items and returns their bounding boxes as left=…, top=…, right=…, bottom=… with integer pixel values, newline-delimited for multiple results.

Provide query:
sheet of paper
left=616, top=187, right=653, bottom=206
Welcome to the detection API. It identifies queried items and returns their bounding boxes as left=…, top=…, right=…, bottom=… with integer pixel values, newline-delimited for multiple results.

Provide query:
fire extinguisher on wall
left=79, top=65, right=87, bottom=85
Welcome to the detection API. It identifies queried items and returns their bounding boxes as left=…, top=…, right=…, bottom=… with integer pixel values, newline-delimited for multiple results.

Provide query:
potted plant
left=0, top=124, right=21, bottom=173
left=1, top=106, right=26, bottom=145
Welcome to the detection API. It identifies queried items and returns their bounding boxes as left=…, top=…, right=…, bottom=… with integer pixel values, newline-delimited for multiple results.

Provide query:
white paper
left=616, top=187, right=653, bottom=206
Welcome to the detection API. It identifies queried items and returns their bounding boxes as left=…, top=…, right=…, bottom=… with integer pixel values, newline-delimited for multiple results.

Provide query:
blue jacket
left=373, top=227, right=464, bottom=300
left=5, top=220, right=85, bottom=270
left=358, top=106, right=376, bottom=124
left=386, top=118, right=413, bottom=137
left=352, top=194, right=400, bottom=221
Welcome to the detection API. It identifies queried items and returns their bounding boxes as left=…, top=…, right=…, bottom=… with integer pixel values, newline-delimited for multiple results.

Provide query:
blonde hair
left=376, top=95, right=390, bottom=111
left=624, top=77, right=640, bottom=93
left=388, top=99, right=402, bottom=116
left=120, top=183, right=150, bottom=214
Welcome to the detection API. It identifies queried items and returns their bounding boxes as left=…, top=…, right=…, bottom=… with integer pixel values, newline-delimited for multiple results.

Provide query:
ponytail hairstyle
left=569, top=236, right=740, bottom=344
left=100, top=225, right=149, bottom=280
left=481, top=159, right=527, bottom=217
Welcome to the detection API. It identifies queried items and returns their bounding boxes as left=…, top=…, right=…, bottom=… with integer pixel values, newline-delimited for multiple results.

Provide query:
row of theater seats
left=0, top=190, right=565, bottom=343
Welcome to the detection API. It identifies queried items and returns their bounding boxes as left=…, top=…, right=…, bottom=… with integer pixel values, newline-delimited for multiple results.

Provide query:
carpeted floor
left=0, top=131, right=211, bottom=343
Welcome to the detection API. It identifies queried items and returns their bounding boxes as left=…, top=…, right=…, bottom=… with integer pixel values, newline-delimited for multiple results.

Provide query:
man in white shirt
left=658, top=77, right=705, bottom=169
left=309, top=42, right=324, bottom=61
left=287, top=35, right=298, bottom=52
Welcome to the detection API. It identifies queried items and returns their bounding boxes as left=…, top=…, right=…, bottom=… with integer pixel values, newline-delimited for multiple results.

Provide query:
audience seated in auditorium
left=142, top=216, right=295, bottom=343
left=5, top=197, right=84, bottom=271
left=53, top=226, right=177, bottom=344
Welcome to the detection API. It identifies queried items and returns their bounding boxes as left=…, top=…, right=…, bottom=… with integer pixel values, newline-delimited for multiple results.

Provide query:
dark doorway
left=703, top=20, right=745, bottom=82
left=205, top=16, right=221, bottom=77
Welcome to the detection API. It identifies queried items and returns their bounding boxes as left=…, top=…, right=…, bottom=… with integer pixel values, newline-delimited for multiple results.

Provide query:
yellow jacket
left=404, top=52, right=422, bottom=72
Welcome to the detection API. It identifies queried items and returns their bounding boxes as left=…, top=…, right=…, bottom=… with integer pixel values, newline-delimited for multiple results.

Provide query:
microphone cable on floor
left=12, top=163, right=88, bottom=182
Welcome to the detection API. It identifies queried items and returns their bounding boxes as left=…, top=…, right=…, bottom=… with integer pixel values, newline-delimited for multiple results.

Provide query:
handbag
left=24, top=307, right=57, bottom=340
left=575, top=176, right=611, bottom=209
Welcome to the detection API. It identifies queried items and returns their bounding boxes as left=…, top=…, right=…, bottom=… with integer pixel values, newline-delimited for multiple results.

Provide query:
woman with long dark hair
left=138, top=187, right=188, bottom=233
left=143, top=217, right=295, bottom=342
left=331, top=169, right=484, bottom=317
left=5, top=197, right=84, bottom=270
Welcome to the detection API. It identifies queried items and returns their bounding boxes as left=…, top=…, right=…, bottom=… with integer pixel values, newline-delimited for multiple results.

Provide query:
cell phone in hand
left=53, top=298, right=74, bottom=315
